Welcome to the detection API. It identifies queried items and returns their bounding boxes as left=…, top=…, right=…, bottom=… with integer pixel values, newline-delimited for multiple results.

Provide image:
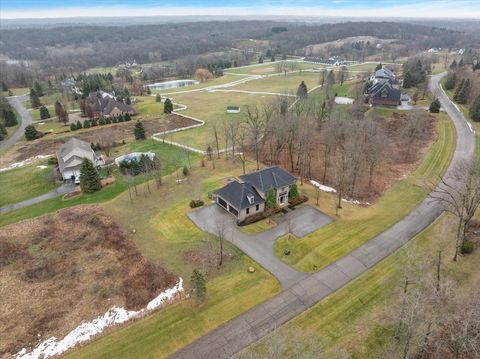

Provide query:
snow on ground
left=0, top=155, right=51, bottom=173
left=36, top=165, right=48, bottom=169
left=310, top=180, right=336, bottom=193
left=334, top=97, right=354, bottom=105
left=16, top=278, right=184, bottom=359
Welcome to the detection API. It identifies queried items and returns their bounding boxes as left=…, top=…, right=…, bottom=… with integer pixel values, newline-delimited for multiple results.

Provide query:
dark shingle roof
left=239, top=166, right=296, bottom=193
left=215, top=181, right=264, bottom=210
left=369, top=81, right=401, bottom=103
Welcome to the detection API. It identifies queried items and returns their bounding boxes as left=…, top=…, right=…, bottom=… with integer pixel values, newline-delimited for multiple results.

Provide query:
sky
left=2, top=0, right=480, bottom=19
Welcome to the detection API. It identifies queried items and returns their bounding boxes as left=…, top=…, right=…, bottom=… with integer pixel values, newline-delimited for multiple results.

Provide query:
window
left=246, top=208, right=250, bottom=215
left=246, top=194, right=254, bottom=205
left=256, top=204, right=260, bottom=211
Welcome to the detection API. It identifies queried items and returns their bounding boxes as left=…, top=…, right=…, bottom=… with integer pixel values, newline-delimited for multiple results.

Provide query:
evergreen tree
left=270, top=54, right=275, bottom=62
left=146, top=87, right=151, bottom=95
left=105, top=117, right=112, bottom=124
left=79, top=158, right=101, bottom=193
left=190, top=269, right=206, bottom=300
left=112, top=116, right=118, bottom=123
left=296, top=81, right=308, bottom=99
left=183, top=165, right=190, bottom=176
left=134, top=120, right=146, bottom=140
left=469, top=95, right=480, bottom=122
left=39, top=105, right=50, bottom=120
left=91, top=118, right=98, bottom=126
left=449, top=60, right=457, bottom=70
left=83, top=119, right=91, bottom=128
left=444, top=72, right=457, bottom=90
left=0, top=123, right=7, bottom=141
left=266, top=187, right=277, bottom=209
left=29, top=88, right=41, bottom=108
left=124, top=113, right=132, bottom=121
left=375, top=63, right=383, bottom=71
left=289, top=182, right=299, bottom=200
left=118, top=114, right=124, bottom=122
left=24, top=125, right=41, bottom=140
left=76, top=120, right=83, bottom=129
left=1, top=81, right=8, bottom=92
left=429, top=99, right=441, bottom=113
left=125, top=96, right=131, bottom=105
left=456, top=79, right=470, bottom=104
left=70, top=123, right=77, bottom=131
left=453, top=79, right=465, bottom=102
left=258, top=56, right=264, bottom=64
left=403, top=71, right=413, bottom=88
left=33, top=81, right=44, bottom=97
left=155, top=93, right=161, bottom=102
left=4, top=110, right=18, bottom=127
left=99, top=117, right=106, bottom=125
left=164, top=98, right=173, bottom=114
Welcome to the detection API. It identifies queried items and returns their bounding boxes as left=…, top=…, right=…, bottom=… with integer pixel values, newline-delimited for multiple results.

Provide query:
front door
left=279, top=192, right=288, bottom=205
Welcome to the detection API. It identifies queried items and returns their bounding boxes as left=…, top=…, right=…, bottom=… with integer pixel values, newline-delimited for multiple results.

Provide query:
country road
left=0, top=95, right=32, bottom=152
left=168, top=72, right=476, bottom=359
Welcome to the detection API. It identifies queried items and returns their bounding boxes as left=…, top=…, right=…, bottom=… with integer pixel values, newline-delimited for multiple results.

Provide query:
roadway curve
left=168, top=72, right=476, bottom=359
left=0, top=95, right=32, bottom=152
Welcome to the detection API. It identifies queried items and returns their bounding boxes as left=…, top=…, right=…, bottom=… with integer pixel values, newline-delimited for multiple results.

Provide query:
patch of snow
left=0, top=155, right=52, bottom=173
left=16, top=278, right=184, bottom=359
left=342, top=198, right=370, bottom=206
left=36, top=165, right=48, bottom=169
left=467, top=122, right=474, bottom=134
left=334, top=97, right=354, bottom=105
left=310, top=180, right=337, bottom=193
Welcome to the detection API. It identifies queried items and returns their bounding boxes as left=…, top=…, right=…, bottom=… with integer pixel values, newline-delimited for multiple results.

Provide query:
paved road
left=0, top=95, right=32, bottom=152
left=0, top=183, right=75, bottom=214
left=189, top=205, right=333, bottom=288
left=169, top=72, right=476, bottom=359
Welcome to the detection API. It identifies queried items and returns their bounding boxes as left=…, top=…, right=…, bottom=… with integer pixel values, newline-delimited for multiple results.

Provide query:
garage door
left=228, top=206, right=238, bottom=216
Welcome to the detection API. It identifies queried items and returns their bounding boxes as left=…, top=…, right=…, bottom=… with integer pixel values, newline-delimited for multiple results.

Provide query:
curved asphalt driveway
left=169, top=72, right=476, bottom=359
left=0, top=95, right=32, bottom=152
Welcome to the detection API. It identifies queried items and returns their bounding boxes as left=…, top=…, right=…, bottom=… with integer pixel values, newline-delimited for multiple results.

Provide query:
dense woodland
left=1, top=20, right=479, bottom=87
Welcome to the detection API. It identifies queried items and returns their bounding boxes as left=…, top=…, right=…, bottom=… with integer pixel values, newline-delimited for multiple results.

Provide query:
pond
left=147, top=79, right=199, bottom=90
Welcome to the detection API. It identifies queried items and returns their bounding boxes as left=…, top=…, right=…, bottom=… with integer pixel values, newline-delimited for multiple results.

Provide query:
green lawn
left=225, top=61, right=318, bottom=75
left=238, top=218, right=277, bottom=235
left=346, top=62, right=379, bottom=72
left=0, top=141, right=200, bottom=227
left=0, top=160, right=57, bottom=207
left=232, top=72, right=321, bottom=94
left=244, top=211, right=480, bottom=358
left=274, top=116, right=456, bottom=273
left=152, top=75, right=249, bottom=95
left=65, top=159, right=280, bottom=359
left=2, top=87, right=29, bottom=97
left=29, top=104, right=55, bottom=121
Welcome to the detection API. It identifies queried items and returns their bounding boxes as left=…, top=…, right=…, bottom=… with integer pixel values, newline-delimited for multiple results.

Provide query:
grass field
left=0, top=160, right=57, bottom=207
left=1, top=87, right=29, bottom=97
left=243, top=211, right=480, bottom=358
left=65, top=159, right=280, bottom=359
left=153, top=74, right=249, bottom=95
left=225, top=61, right=318, bottom=75
left=29, top=104, right=55, bottom=121
left=238, top=218, right=277, bottom=235
left=0, top=141, right=200, bottom=227
left=167, top=90, right=274, bottom=149
left=232, top=71, right=321, bottom=94
left=274, top=116, right=456, bottom=273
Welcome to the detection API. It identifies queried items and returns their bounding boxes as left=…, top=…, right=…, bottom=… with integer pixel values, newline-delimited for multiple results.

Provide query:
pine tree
left=375, top=63, right=383, bottom=71
left=444, top=72, right=457, bottom=90
left=469, top=95, right=480, bottom=122
left=456, top=79, right=470, bottom=104
left=289, top=182, right=299, bottom=200
left=33, top=81, right=44, bottom=97
left=164, top=98, right=173, bottom=114
left=24, top=125, right=41, bottom=140
left=5, top=110, right=18, bottom=127
left=449, top=60, right=457, bottom=70
left=134, top=120, right=146, bottom=140
left=453, top=79, right=465, bottom=102
left=39, top=105, right=50, bottom=120
left=83, top=119, right=91, bottom=128
left=79, top=158, right=101, bottom=193
left=99, top=117, right=106, bottom=125
left=190, top=269, right=206, bottom=300
left=91, top=118, right=98, bottom=126
left=1, top=81, right=8, bottom=92
left=29, top=88, right=41, bottom=108
left=146, top=86, right=151, bottom=95
left=296, top=81, right=308, bottom=99
left=70, top=123, right=77, bottom=131
left=403, top=71, right=413, bottom=88
left=429, top=99, right=441, bottom=113
left=76, top=120, right=83, bottom=129
left=155, top=93, right=161, bottom=102
left=266, top=187, right=277, bottom=209
left=124, top=113, right=132, bottom=121
left=258, top=56, right=264, bottom=64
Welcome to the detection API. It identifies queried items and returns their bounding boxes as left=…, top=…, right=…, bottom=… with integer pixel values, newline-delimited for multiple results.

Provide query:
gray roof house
left=368, top=80, right=401, bottom=107
left=213, top=166, right=297, bottom=222
left=56, top=138, right=103, bottom=182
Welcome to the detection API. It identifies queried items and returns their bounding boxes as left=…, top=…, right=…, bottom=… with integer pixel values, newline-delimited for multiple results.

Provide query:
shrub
left=99, top=117, right=106, bottom=125
left=189, top=199, right=205, bottom=208
left=118, top=115, right=125, bottom=123
left=105, top=117, right=112, bottom=124
left=462, top=240, right=474, bottom=254
left=70, top=123, right=77, bottom=131
left=91, top=118, right=98, bottom=127
left=24, top=124, right=42, bottom=140
left=124, top=113, right=132, bottom=121
left=112, top=117, right=118, bottom=123
left=76, top=120, right=83, bottom=129
left=183, top=165, right=190, bottom=176
left=47, top=157, right=58, bottom=165
left=429, top=98, right=441, bottom=113
left=83, top=119, right=91, bottom=128
left=289, top=183, right=299, bottom=200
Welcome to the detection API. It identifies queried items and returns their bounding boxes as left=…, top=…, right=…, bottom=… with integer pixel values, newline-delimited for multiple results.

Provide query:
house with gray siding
left=213, top=166, right=297, bottom=222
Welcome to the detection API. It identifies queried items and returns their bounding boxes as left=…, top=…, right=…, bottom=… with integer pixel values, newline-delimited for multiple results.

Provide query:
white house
left=56, top=138, right=103, bottom=183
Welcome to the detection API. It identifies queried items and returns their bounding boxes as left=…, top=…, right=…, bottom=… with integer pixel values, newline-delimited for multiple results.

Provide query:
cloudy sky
left=2, top=0, right=480, bottom=19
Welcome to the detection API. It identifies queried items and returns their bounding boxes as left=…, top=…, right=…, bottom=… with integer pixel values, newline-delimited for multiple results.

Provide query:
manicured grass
left=238, top=218, right=277, bottom=235
left=232, top=72, right=320, bottom=94
left=247, top=212, right=480, bottom=358
left=0, top=161, right=57, bottom=207
left=153, top=75, right=248, bottom=95
left=29, top=104, right=55, bottom=121
left=346, top=62, right=379, bottom=72
left=274, top=116, right=456, bottom=273
left=64, top=159, right=279, bottom=359
left=2, top=87, right=29, bottom=97
left=133, top=96, right=165, bottom=118
left=167, top=91, right=273, bottom=149
left=0, top=141, right=199, bottom=227
left=226, top=61, right=317, bottom=75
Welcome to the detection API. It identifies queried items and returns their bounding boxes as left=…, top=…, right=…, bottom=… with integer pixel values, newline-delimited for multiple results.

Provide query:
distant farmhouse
left=56, top=138, right=104, bottom=183
left=213, top=166, right=297, bottom=222
left=226, top=106, right=241, bottom=114
left=85, top=91, right=137, bottom=118
left=365, top=66, right=401, bottom=107
left=304, top=56, right=347, bottom=67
